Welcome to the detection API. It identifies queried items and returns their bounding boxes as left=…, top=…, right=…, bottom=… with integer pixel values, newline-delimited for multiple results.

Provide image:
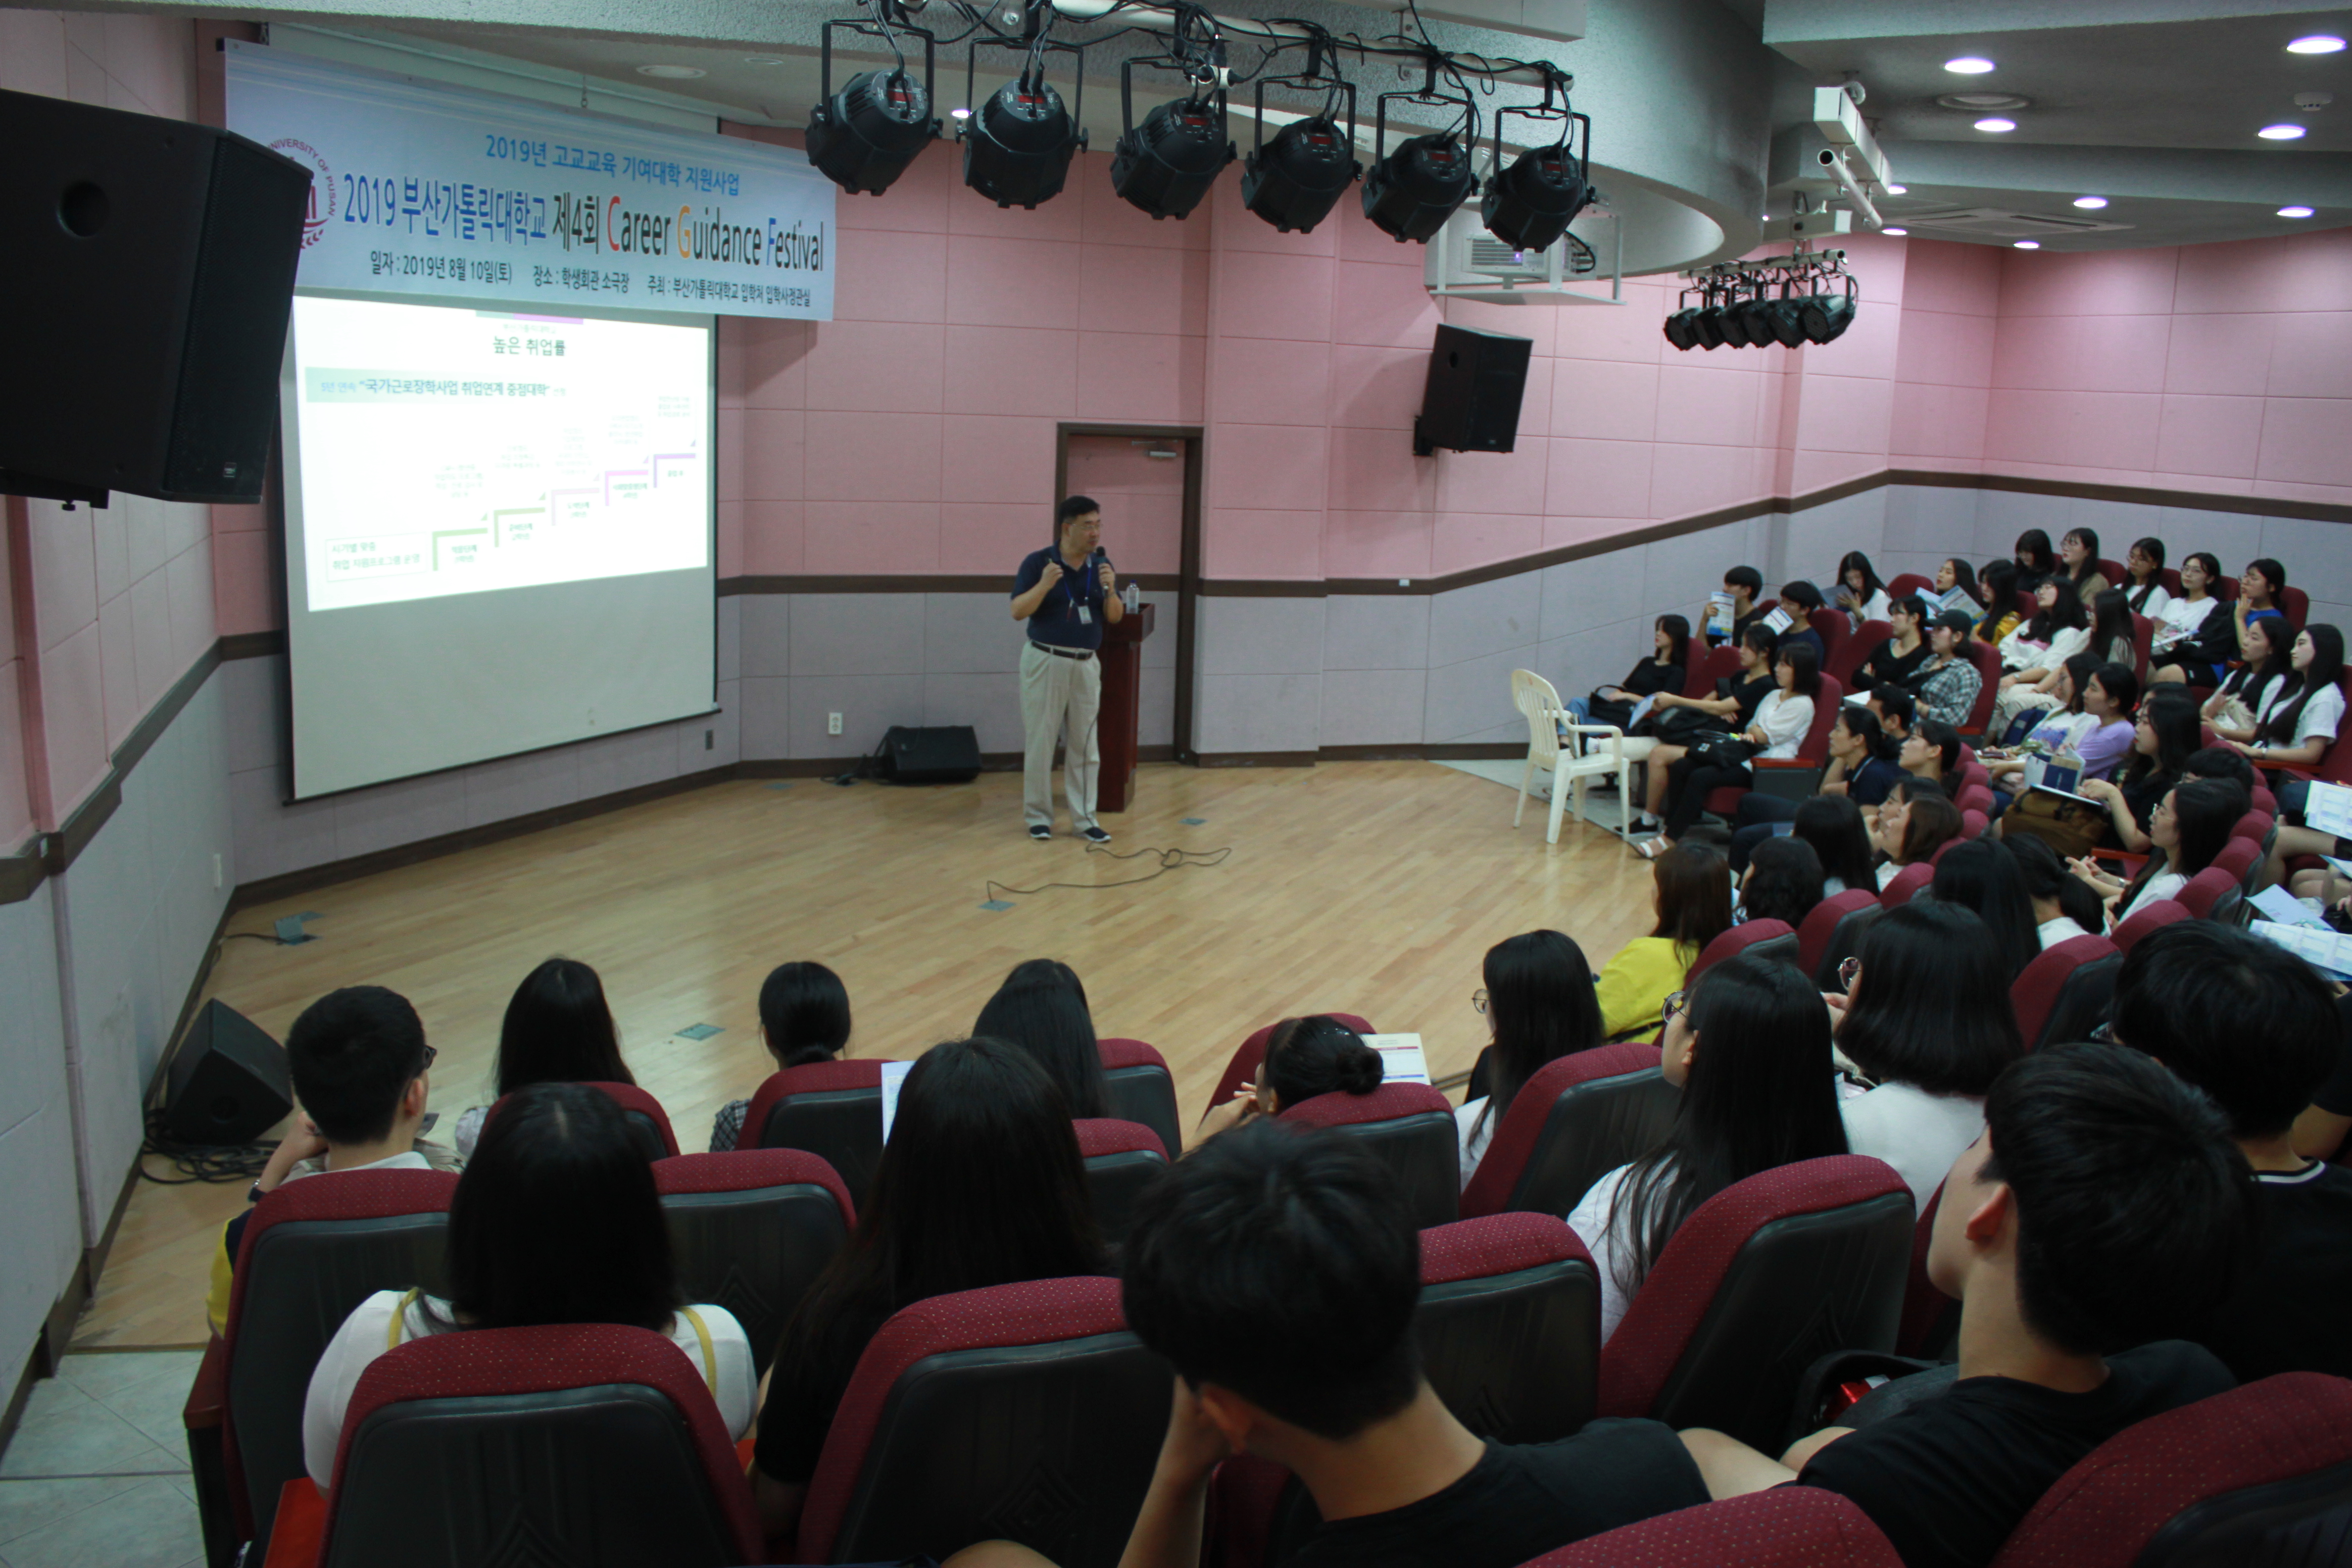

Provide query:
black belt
left=1035, top=644, right=1093, bottom=661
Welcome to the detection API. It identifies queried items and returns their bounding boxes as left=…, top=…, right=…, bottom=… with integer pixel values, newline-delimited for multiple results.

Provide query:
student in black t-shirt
left=2298, top=987, right=2352, bottom=1163
left=1680, top=1046, right=2256, bottom=1568
left=2110, top=922, right=2352, bottom=1380
left=1113, top=1121, right=1707, bottom=1568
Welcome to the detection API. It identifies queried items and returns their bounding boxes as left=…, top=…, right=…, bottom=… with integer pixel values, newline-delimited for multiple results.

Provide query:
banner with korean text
left=224, top=42, right=834, bottom=321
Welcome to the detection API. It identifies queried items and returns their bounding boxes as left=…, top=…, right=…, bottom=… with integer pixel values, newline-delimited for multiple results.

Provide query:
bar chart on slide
left=288, top=295, right=711, bottom=613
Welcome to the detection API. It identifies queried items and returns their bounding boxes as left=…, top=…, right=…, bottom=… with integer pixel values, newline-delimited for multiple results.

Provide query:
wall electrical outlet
left=827, top=711, right=844, bottom=735
left=704, top=728, right=714, bottom=750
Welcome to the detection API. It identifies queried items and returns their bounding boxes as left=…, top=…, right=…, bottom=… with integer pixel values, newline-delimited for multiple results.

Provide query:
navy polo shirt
left=1014, top=545, right=1105, bottom=652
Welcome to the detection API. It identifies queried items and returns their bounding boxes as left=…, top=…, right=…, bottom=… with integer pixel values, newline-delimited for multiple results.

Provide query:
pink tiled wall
left=1, top=10, right=209, bottom=833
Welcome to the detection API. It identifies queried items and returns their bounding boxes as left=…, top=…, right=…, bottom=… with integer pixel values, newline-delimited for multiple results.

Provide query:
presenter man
left=1011, top=496, right=1123, bottom=842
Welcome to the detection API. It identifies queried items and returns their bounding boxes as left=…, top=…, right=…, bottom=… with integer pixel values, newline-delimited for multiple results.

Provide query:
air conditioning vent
left=1892, top=205, right=2130, bottom=238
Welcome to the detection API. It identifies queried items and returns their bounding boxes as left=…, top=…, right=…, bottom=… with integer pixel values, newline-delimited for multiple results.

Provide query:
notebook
left=1361, top=1034, right=1431, bottom=1085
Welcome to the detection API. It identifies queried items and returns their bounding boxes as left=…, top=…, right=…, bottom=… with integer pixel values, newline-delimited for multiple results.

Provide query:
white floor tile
left=0, top=1474, right=201, bottom=1568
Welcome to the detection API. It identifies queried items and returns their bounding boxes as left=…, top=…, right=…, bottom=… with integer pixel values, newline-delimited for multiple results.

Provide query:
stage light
left=961, top=68, right=1084, bottom=208
left=2073, top=195, right=2108, bottom=209
left=1363, top=132, right=1474, bottom=242
left=1480, top=101, right=1592, bottom=254
left=805, top=24, right=941, bottom=197
left=1110, top=69, right=1235, bottom=220
left=2287, top=35, right=2346, bottom=53
left=2281, top=205, right=2316, bottom=218
left=1974, top=116, right=2016, bottom=132
left=1241, top=110, right=1360, bottom=232
left=2259, top=123, right=2308, bottom=139
left=1944, top=56, right=1996, bottom=74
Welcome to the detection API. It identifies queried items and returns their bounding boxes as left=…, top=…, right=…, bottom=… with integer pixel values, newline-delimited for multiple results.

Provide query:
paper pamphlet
left=1933, top=586, right=1975, bottom=615
left=2323, top=854, right=2352, bottom=880
left=1704, top=591, right=1736, bottom=640
left=1361, top=1034, right=1431, bottom=1085
left=2250, top=920, right=2352, bottom=980
left=2305, top=782, right=2352, bottom=841
left=1762, top=605, right=1795, bottom=635
left=2022, top=751, right=2085, bottom=797
left=1624, top=692, right=1661, bottom=731
left=2251, top=884, right=2326, bottom=927
left=878, top=1059, right=914, bottom=1142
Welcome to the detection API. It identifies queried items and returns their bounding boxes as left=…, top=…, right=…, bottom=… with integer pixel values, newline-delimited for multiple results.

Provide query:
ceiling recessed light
left=2287, top=35, right=2347, bottom=54
left=2259, top=123, right=2309, bottom=140
left=1884, top=183, right=1908, bottom=194
left=2280, top=205, right=2317, bottom=218
left=1974, top=117, right=2017, bottom=133
left=2013, top=240, right=2040, bottom=249
left=742, top=55, right=785, bottom=65
left=2073, top=196, right=2108, bottom=209
left=1945, top=56, right=1996, bottom=74
left=950, top=106, right=972, bottom=119
left=1883, top=227, right=1908, bottom=236
left=637, top=63, right=707, bottom=78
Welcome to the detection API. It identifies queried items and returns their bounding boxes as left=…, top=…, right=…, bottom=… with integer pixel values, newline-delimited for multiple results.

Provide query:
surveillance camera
left=1841, top=78, right=1866, bottom=107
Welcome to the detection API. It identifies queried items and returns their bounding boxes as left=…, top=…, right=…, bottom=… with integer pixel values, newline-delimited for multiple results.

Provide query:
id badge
left=1078, top=605, right=1092, bottom=625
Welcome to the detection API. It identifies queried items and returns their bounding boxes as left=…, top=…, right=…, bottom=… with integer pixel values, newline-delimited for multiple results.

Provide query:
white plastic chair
left=1511, top=669, right=1630, bottom=844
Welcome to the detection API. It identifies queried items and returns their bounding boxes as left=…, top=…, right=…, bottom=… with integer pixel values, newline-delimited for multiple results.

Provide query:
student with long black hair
left=1935, top=557, right=1982, bottom=611
left=1198, top=1015, right=1389, bottom=1138
left=455, top=957, right=634, bottom=1158
left=2070, top=778, right=2249, bottom=927
left=1990, top=582, right=2091, bottom=735
left=1724, top=707, right=1902, bottom=873
left=1850, top=596, right=1931, bottom=695
left=1631, top=622, right=1781, bottom=833
left=711, top=960, right=854, bottom=1151
left=1975, top=559, right=2023, bottom=645
left=1456, top=932, right=1607, bottom=1186
left=1928, top=841, right=2043, bottom=982
left=2003, top=834, right=2103, bottom=947
left=754, top=1037, right=1104, bottom=1536
left=1831, top=902, right=2024, bottom=1205
left=2148, top=551, right=2232, bottom=686
left=1834, top=551, right=1891, bottom=630
left=2235, top=557, right=2290, bottom=650
left=1641, top=641, right=1820, bottom=855
left=1738, top=836, right=1825, bottom=929
left=2087, top=587, right=2136, bottom=670
left=2203, top=616, right=2295, bottom=746
left=1564, top=615, right=1692, bottom=737
left=1797, top=793, right=1878, bottom=896
left=974, top=957, right=1110, bottom=1119
left=2076, top=686, right=2202, bottom=853
left=1869, top=777, right=1963, bottom=889
left=2012, top=530, right=2058, bottom=595
left=303, top=1083, right=758, bottom=1489
left=2057, top=528, right=2109, bottom=607
left=2122, top=537, right=2170, bottom=618
left=2240, top=624, right=2346, bottom=772
left=1568, top=955, right=1849, bottom=1342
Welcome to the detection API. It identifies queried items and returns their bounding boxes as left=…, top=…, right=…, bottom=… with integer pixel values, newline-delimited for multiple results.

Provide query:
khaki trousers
left=1021, top=641, right=1101, bottom=831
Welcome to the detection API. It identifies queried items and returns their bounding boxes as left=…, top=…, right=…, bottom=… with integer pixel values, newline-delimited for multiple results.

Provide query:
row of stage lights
left=802, top=1, right=1596, bottom=248
left=1663, top=253, right=1859, bottom=351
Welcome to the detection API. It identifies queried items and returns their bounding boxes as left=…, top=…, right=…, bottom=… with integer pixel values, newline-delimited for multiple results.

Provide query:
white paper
left=2305, top=781, right=2352, bottom=840
left=878, top=1059, right=914, bottom=1142
left=1625, top=692, right=1661, bottom=730
left=2250, top=920, right=2352, bottom=979
left=1704, top=591, right=1736, bottom=639
left=1361, top=1034, right=1430, bottom=1085
left=2252, top=884, right=2326, bottom=927
left=1763, top=605, right=1795, bottom=635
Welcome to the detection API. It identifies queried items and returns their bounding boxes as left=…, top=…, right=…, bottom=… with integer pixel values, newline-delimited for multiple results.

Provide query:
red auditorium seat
left=795, top=1277, right=1168, bottom=1566
left=2212, top=836, right=2262, bottom=894
left=1716, top=674, right=1846, bottom=813
left=2227, top=809, right=2274, bottom=845
left=487, top=1080, right=679, bottom=1160
left=2176, top=865, right=2239, bottom=921
left=1598, top=1155, right=1913, bottom=1451
left=1073, top=1116, right=1170, bottom=1247
left=737, top=1058, right=893, bottom=1197
left=1886, top=573, right=1934, bottom=600
left=1519, top=1488, right=1904, bottom=1567
left=2010, top=934, right=2121, bottom=1049
left=1810, top=607, right=1850, bottom=671
left=2128, top=612, right=2153, bottom=683
left=218, top=1170, right=458, bottom=1559
left=1895, top=1184, right=1956, bottom=1358
left=1959, top=638, right=2005, bottom=736
left=1881, top=861, right=1935, bottom=906
left=1829, top=620, right=1891, bottom=687
left=2280, top=583, right=2311, bottom=626
left=1799, top=889, right=1880, bottom=980
left=1678, top=635, right=1711, bottom=692
left=1988, top=1373, right=2352, bottom=1568
left=2096, top=556, right=2127, bottom=590
left=1459, top=1042, right=1678, bottom=1222
left=1688, top=919, right=1799, bottom=983
left=2111, top=898, right=2189, bottom=953
left=1096, top=1036, right=1182, bottom=1157
left=1207, top=1012, right=1376, bottom=1112
left=1279, top=1082, right=1461, bottom=1229
left=1416, top=1214, right=1602, bottom=1443
left=654, top=1149, right=852, bottom=1378
left=313, top=1324, right=760, bottom=1568
left=1691, top=642, right=1746, bottom=697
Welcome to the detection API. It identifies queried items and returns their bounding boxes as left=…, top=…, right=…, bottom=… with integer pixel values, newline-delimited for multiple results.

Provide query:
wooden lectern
left=1097, top=601, right=1155, bottom=813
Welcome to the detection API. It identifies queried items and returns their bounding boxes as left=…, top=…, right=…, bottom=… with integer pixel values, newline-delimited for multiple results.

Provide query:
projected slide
left=288, top=295, right=709, bottom=613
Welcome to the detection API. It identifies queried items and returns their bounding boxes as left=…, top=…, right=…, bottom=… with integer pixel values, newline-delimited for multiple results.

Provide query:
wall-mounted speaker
left=0, top=87, right=312, bottom=505
left=1414, top=323, right=1534, bottom=456
left=161, top=1000, right=292, bottom=1146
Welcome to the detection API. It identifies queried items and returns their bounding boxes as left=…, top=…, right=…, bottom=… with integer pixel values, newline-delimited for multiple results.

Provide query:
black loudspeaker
left=0, top=88, right=313, bottom=505
left=1413, top=324, right=1534, bottom=456
left=162, top=1000, right=293, bottom=1145
left=879, top=725, right=982, bottom=784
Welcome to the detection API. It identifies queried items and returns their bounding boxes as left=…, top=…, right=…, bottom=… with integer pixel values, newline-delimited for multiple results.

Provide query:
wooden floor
left=77, top=759, right=1657, bottom=1349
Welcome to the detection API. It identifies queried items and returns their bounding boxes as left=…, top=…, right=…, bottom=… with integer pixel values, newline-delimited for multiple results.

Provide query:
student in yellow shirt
left=1594, top=845, right=1733, bottom=1040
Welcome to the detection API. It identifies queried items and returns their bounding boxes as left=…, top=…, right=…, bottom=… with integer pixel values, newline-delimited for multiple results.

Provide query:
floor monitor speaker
left=1414, top=323, right=1533, bottom=455
left=0, top=87, right=312, bottom=504
left=879, top=725, right=982, bottom=784
left=162, top=999, right=293, bottom=1146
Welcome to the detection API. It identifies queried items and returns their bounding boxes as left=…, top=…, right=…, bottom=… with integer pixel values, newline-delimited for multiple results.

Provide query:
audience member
left=1934, top=557, right=1981, bottom=610
left=1869, top=778, right=1962, bottom=889
left=975, top=957, right=1110, bottom=1119
left=1631, top=621, right=1780, bottom=830
left=2109, top=923, right=2352, bottom=1381
left=1982, top=656, right=2101, bottom=809
left=1778, top=581, right=1828, bottom=666
left=1456, top=932, right=1606, bottom=1187
left=301, top=1082, right=756, bottom=1489
left=2002, top=835, right=2098, bottom=947
left=1834, top=551, right=1892, bottom=630
left=1911, top=612, right=1983, bottom=728
left=2234, top=557, right=2289, bottom=650
left=1831, top=902, right=2023, bottom=1205
left=2010, top=529, right=2058, bottom=595
left=1866, top=684, right=1916, bottom=744
left=2086, top=587, right=2136, bottom=670
left=2074, top=686, right=2200, bottom=854
left=754, top=1037, right=1105, bottom=1537
left=1725, top=708, right=1900, bottom=871
left=2057, top=528, right=2109, bottom=607
left=1715, top=565, right=1766, bottom=645
left=1569, top=955, right=1848, bottom=1342
left=1974, top=560, right=2023, bottom=645
left=2071, top=777, right=2247, bottom=926
left=2296, top=992, right=2352, bottom=1164
left=1896, top=719, right=1960, bottom=789
left=1739, top=835, right=1826, bottom=929
left=2202, top=618, right=2294, bottom=744
left=1201, top=1016, right=1386, bottom=1136
left=1114, top=1122, right=1709, bottom=1568
left=1850, top=596, right=1930, bottom=695
left=1596, top=845, right=1731, bottom=1039
left=710, top=960, right=854, bottom=1151
left=1796, top=794, right=1878, bottom=895
left=1681, top=1046, right=2254, bottom=1568
left=1990, top=584, right=2090, bottom=735
left=2239, top=623, right=2344, bottom=775
left=2181, top=743, right=2257, bottom=796
left=1642, top=641, right=1820, bottom=854
left=207, top=986, right=457, bottom=1334
left=2120, top=537, right=2170, bottom=618
left=1928, top=841, right=2041, bottom=981
left=2147, top=552, right=2232, bottom=686
left=1564, top=615, right=1690, bottom=739
left=453, top=957, right=632, bottom=1158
